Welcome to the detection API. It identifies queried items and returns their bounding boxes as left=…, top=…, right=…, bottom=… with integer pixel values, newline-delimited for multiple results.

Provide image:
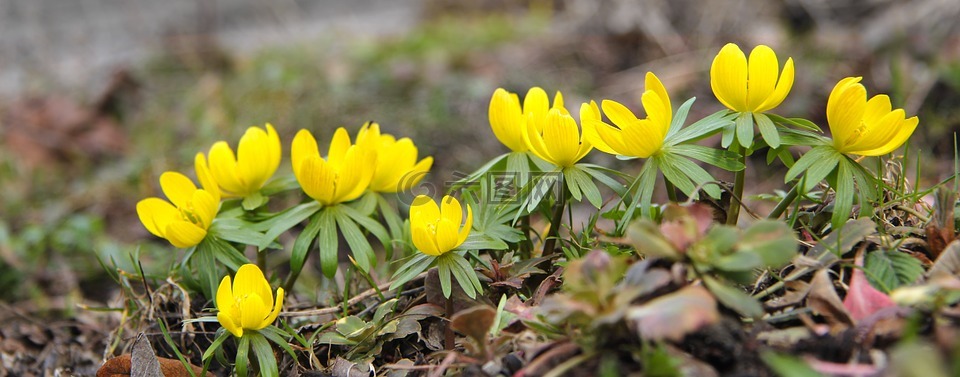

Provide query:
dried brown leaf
left=806, top=269, right=854, bottom=331
left=450, top=305, right=497, bottom=345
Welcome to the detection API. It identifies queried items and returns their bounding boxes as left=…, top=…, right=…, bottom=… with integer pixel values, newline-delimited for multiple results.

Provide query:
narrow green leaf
left=578, top=163, right=628, bottom=196
left=668, top=145, right=744, bottom=171
left=736, top=112, right=754, bottom=148
left=249, top=333, right=279, bottom=377
left=669, top=109, right=735, bottom=145
left=754, top=113, right=780, bottom=149
left=666, top=97, right=696, bottom=140
left=784, top=146, right=839, bottom=183
left=656, top=154, right=696, bottom=198
left=765, top=113, right=823, bottom=132
left=451, top=153, right=509, bottom=190
left=335, top=211, right=374, bottom=273
left=389, top=253, right=434, bottom=291
left=565, top=166, right=601, bottom=208
left=721, top=124, right=735, bottom=148
left=778, top=127, right=829, bottom=147
left=832, top=161, right=856, bottom=231
left=235, top=334, right=250, bottom=377
left=204, top=237, right=250, bottom=270
left=256, top=201, right=322, bottom=249
left=451, top=253, right=483, bottom=298
left=290, top=212, right=325, bottom=286
left=318, top=208, right=340, bottom=278
left=507, top=150, right=532, bottom=187
left=340, top=204, right=391, bottom=251
left=259, top=326, right=297, bottom=360
left=202, top=331, right=231, bottom=362
left=438, top=257, right=453, bottom=298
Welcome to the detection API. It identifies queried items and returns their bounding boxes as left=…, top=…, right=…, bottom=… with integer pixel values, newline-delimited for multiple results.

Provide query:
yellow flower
left=489, top=87, right=566, bottom=152
left=827, top=77, right=919, bottom=156
left=521, top=98, right=593, bottom=168
left=710, top=43, right=794, bottom=113
left=136, top=169, right=220, bottom=248
left=410, top=195, right=473, bottom=256
left=584, top=72, right=672, bottom=158
left=216, top=264, right=284, bottom=338
left=291, top=127, right=376, bottom=206
left=198, top=123, right=281, bottom=198
left=354, top=122, right=434, bottom=193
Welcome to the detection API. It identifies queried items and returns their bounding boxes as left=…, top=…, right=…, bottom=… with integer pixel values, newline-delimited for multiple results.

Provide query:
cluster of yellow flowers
left=137, top=122, right=433, bottom=249
left=488, top=43, right=918, bottom=166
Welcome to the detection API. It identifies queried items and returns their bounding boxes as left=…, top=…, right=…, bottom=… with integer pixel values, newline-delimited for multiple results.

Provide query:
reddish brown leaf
left=96, top=354, right=212, bottom=377
left=844, top=250, right=897, bottom=322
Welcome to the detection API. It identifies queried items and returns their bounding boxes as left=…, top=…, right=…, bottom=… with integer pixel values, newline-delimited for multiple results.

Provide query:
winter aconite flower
left=216, top=264, right=284, bottom=338
left=489, top=87, right=566, bottom=153
left=358, top=123, right=434, bottom=193
left=291, top=127, right=377, bottom=206
left=827, top=77, right=919, bottom=156
left=410, top=195, right=473, bottom=256
left=710, top=43, right=794, bottom=114
left=136, top=170, right=220, bottom=248
left=585, top=72, right=672, bottom=158
left=521, top=99, right=593, bottom=168
left=198, top=123, right=281, bottom=198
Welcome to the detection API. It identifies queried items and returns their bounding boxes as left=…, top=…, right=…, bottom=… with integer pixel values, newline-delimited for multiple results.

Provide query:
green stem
left=727, top=146, right=746, bottom=225
left=542, top=176, right=567, bottom=256
left=445, top=295, right=455, bottom=350
left=767, top=184, right=799, bottom=219
left=664, top=178, right=678, bottom=202
left=520, top=215, right=532, bottom=259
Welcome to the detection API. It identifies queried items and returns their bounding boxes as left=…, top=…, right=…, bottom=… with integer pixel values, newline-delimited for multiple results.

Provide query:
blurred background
left=1, top=0, right=959, bottom=366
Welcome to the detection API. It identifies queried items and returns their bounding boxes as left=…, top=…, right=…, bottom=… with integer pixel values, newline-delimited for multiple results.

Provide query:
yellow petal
left=413, top=225, right=441, bottom=256
left=458, top=203, right=473, bottom=247
left=542, top=109, right=581, bottom=167
left=488, top=88, right=526, bottom=152
left=190, top=189, right=218, bottom=229
left=862, top=94, right=893, bottom=126
left=440, top=195, right=463, bottom=228
left=208, top=141, right=245, bottom=197
left=645, top=72, right=672, bottom=126
left=861, top=115, right=918, bottom=156
left=622, top=119, right=662, bottom=158
left=233, top=264, right=274, bottom=308
left=217, top=311, right=243, bottom=338
left=265, top=124, right=282, bottom=180
left=194, top=153, right=220, bottom=202
left=524, top=87, right=549, bottom=119
left=522, top=113, right=555, bottom=164
left=238, top=292, right=269, bottom=330
left=236, top=126, right=271, bottom=194
left=581, top=102, right=618, bottom=155
left=216, top=275, right=235, bottom=312
left=160, top=172, right=197, bottom=209
left=137, top=198, right=178, bottom=238
left=552, top=91, right=569, bottom=115
left=435, top=218, right=460, bottom=254
left=710, top=43, right=748, bottom=112
left=410, top=195, right=440, bottom=228
left=336, top=147, right=375, bottom=203
left=746, top=45, right=779, bottom=111
left=291, top=129, right=320, bottom=179
left=756, top=57, right=794, bottom=113
left=298, top=156, right=336, bottom=205
left=593, top=119, right=631, bottom=156
left=827, top=78, right=866, bottom=150
left=394, top=156, right=433, bottom=192
left=327, top=127, right=351, bottom=168
left=640, top=89, right=669, bottom=140
left=602, top=99, right=639, bottom=131
left=164, top=221, right=207, bottom=248
left=260, top=287, right=284, bottom=329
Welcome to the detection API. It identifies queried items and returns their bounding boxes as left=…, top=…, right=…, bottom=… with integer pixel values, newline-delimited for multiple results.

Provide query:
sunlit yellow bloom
left=355, top=122, right=434, bottom=193
left=584, top=72, right=672, bottom=158
left=291, top=127, right=377, bottom=206
left=216, top=264, right=284, bottom=338
left=521, top=96, right=592, bottom=168
left=410, top=195, right=473, bottom=256
left=489, top=87, right=566, bottom=152
left=710, top=43, right=794, bottom=113
left=827, top=77, right=919, bottom=156
left=137, top=171, right=220, bottom=248
left=198, top=123, right=281, bottom=198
